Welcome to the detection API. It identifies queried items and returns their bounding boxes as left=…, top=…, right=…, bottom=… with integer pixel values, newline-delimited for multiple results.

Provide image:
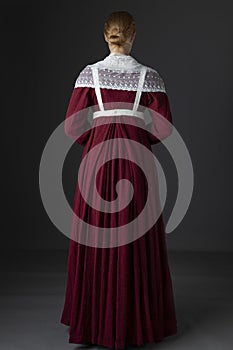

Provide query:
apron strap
left=132, top=67, right=147, bottom=113
left=91, top=66, right=104, bottom=111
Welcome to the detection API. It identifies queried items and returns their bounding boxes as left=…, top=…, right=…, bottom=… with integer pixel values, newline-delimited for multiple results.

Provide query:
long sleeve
left=64, top=86, right=93, bottom=146
left=145, top=91, right=174, bottom=145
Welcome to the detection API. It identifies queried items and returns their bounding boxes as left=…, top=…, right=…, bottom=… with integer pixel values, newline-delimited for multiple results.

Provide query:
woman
left=60, top=11, right=177, bottom=349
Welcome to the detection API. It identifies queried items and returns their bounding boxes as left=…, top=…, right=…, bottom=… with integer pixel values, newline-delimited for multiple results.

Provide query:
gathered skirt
left=60, top=115, right=177, bottom=349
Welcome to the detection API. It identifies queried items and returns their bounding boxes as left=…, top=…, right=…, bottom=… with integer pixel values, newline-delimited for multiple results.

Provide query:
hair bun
left=109, top=30, right=126, bottom=45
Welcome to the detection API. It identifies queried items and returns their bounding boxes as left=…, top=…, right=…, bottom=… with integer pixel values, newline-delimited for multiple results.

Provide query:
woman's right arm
left=145, top=91, right=174, bottom=145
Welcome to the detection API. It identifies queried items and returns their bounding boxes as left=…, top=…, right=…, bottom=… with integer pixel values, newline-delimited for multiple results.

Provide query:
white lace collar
left=93, top=52, right=142, bottom=71
left=74, top=52, right=166, bottom=92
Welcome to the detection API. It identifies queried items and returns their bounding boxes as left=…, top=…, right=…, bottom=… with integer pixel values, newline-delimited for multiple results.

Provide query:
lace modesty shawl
left=74, top=53, right=166, bottom=93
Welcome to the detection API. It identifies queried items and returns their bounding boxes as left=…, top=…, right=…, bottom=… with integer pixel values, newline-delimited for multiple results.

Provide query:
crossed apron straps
left=91, top=66, right=147, bottom=116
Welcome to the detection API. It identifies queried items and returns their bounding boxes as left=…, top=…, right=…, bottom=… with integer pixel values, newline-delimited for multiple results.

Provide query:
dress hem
left=60, top=317, right=178, bottom=350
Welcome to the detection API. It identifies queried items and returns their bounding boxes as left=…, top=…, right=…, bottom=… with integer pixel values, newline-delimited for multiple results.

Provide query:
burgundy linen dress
left=60, top=53, right=178, bottom=349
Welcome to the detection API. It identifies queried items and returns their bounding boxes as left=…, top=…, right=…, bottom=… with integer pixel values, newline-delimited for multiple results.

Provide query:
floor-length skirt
left=60, top=115, right=178, bottom=349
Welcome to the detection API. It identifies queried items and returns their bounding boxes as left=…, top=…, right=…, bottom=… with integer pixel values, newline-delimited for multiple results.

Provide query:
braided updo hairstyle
left=104, top=11, right=136, bottom=46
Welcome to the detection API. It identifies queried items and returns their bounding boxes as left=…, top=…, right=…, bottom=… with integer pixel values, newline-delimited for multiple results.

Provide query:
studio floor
left=0, top=250, right=232, bottom=350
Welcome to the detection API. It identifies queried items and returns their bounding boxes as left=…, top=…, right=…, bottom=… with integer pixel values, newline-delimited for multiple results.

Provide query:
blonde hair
left=104, top=11, right=136, bottom=46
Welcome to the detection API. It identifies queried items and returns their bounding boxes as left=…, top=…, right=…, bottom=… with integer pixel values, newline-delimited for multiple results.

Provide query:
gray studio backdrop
left=3, top=0, right=233, bottom=252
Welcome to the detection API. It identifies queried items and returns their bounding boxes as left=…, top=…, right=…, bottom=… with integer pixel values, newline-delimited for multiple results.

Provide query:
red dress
left=60, top=56, right=178, bottom=349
